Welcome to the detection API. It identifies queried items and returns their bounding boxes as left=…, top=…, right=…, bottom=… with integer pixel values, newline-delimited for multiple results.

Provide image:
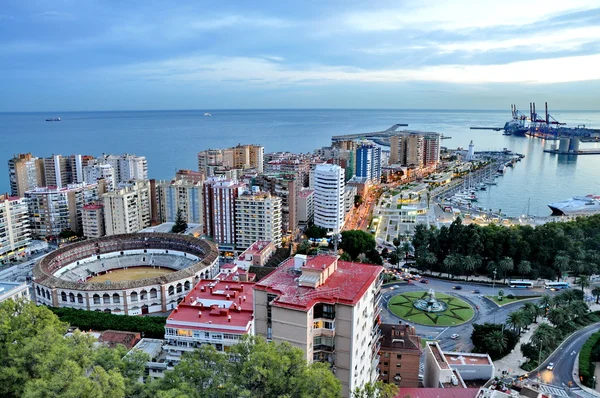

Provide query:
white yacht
left=548, top=195, right=600, bottom=216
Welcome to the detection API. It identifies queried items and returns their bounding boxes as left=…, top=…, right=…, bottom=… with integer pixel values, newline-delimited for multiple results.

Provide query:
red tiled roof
left=166, top=279, right=254, bottom=332
left=297, top=189, right=313, bottom=198
left=99, top=330, right=141, bottom=349
left=254, top=255, right=382, bottom=311
left=395, top=388, right=480, bottom=398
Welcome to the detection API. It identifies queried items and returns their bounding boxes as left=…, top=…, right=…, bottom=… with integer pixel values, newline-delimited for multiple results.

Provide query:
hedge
left=579, top=331, right=600, bottom=387
left=49, top=307, right=167, bottom=338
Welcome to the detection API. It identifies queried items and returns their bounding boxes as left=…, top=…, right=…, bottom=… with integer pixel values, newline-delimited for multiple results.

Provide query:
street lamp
left=493, top=269, right=497, bottom=290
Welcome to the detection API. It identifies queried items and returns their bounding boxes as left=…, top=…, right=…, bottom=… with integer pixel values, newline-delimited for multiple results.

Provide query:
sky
left=1, top=0, right=600, bottom=111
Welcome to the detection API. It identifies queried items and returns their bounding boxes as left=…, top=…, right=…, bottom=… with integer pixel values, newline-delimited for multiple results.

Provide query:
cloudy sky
left=2, top=0, right=600, bottom=111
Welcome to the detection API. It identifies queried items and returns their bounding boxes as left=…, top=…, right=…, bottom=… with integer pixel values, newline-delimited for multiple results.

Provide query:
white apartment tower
left=0, top=194, right=31, bottom=264
left=313, top=164, right=345, bottom=233
left=235, top=192, right=282, bottom=250
left=98, top=154, right=148, bottom=184
left=102, top=180, right=151, bottom=235
left=83, top=163, right=116, bottom=191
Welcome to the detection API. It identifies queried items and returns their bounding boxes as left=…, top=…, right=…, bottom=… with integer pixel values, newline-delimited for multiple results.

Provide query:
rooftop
left=0, top=281, right=27, bottom=296
left=297, top=189, right=314, bottom=198
left=138, top=222, right=203, bottom=236
left=444, top=352, right=493, bottom=366
left=83, top=204, right=104, bottom=210
left=166, top=279, right=255, bottom=332
left=254, top=255, right=382, bottom=311
left=428, top=342, right=450, bottom=369
left=395, top=388, right=479, bottom=398
left=379, top=323, right=421, bottom=352
left=98, top=330, right=141, bottom=349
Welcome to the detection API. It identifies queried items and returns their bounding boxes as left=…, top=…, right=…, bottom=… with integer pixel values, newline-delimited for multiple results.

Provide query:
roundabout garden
left=387, top=290, right=474, bottom=326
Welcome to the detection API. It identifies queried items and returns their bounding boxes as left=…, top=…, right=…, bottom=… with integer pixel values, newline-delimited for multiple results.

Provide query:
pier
left=543, top=149, right=600, bottom=155
left=331, top=123, right=409, bottom=141
left=469, top=126, right=503, bottom=131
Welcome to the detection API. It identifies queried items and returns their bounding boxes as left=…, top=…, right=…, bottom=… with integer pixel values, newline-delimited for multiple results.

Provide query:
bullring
left=33, top=233, right=219, bottom=315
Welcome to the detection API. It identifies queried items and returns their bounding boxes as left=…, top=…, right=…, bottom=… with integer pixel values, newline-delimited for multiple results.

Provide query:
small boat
left=45, top=117, right=61, bottom=122
left=204, top=112, right=212, bottom=117
left=485, top=179, right=497, bottom=185
left=478, top=183, right=487, bottom=191
left=497, top=165, right=507, bottom=174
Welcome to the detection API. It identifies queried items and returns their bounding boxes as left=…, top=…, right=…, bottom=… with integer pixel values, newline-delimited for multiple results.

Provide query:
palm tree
left=399, top=241, right=412, bottom=261
left=424, top=251, right=437, bottom=276
left=463, top=256, right=477, bottom=282
left=532, top=324, right=556, bottom=351
left=484, top=330, right=508, bottom=354
left=523, top=302, right=542, bottom=323
left=553, top=255, right=570, bottom=282
left=578, top=275, right=590, bottom=293
left=517, top=260, right=532, bottom=280
left=507, top=311, right=524, bottom=335
left=562, top=289, right=581, bottom=304
left=592, top=286, right=600, bottom=304
left=443, top=254, right=460, bottom=278
left=540, top=294, right=552, bottom=316
left=568, top=301, right=589, bottom=319
left=497, top=257, right=514, bottom=284
left=548, top=308, right=570, bottom=327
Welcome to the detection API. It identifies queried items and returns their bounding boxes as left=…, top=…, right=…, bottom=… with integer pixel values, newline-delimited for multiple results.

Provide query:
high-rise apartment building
left=355, top=141, right=381, bottom=182
left=43, top=155, right=69, bottom=188
left=198, top=145, right=264, bottom=176
left=83, top=163, right=116, bottom=191
left=254, top=173, right=300, bottom=234
left=235, top=192, right=282, bottom=250
left=389, top=133, right=424, bottom=167
left=175, top=169, right=205, bottom=184
left=297, top=189, right=314, bottom=227
left=422, top=133, right=441, bottom=166
left=313, top=164, right=345, bottom=233
left=8, top=153, right=44, bottom=197
left=25, top=183, right=101, bottom=237
left=82, top=204, right=105, bottom=239
left=103, top=181, right=151, bottom=235
left=203, top=177, right=246, bottom=247
left=98, top=153, right=148, bottom=184
left=0, top=194, right=31, bottom=264
left=254, top=254, right=383, bottom=397
left=156, top=179, right=204, bottom=226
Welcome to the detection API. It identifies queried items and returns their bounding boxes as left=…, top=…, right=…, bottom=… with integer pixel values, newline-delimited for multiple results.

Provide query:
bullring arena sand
left=86, top=266, right=175, bottom=283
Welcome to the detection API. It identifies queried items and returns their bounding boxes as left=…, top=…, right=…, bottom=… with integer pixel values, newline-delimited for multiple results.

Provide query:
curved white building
left=313, top=163, right=345, bottom=233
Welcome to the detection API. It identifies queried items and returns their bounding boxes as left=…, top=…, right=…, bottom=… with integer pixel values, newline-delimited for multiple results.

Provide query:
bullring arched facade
left=33, top=233, right=219, bottom=315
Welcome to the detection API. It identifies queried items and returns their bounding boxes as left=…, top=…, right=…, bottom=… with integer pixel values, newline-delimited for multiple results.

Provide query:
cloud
left=340, top=0, right=599, bottom=32
left=107, top=53, right=600, bottom=86
left=33, top=11, right=75, bottom=21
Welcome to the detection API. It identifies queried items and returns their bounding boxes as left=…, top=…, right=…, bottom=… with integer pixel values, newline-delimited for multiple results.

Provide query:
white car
left=546, top=363, right=554, bottom=371
left=450, top=334, right=460, bottom=339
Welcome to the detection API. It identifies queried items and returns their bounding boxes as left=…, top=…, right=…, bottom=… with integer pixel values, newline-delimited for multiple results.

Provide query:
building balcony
left=313, top=328, right=335, bottom=338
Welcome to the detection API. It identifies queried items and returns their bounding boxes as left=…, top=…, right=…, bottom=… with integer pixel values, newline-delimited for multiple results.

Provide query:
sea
left=1, top=109, right=600, bottom=217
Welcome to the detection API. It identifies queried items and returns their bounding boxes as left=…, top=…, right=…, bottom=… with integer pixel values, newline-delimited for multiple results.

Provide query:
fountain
left=413, top=289, right=448, bottom=313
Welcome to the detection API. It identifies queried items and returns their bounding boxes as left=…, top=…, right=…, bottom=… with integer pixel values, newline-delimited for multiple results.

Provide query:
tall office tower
left=254, top=254, right=384, bottom=397
left=82, top=204, right=105, bottom=239
left=8, top=153, right=44, bottom=197
left=0, top=194, right=31, bottom=264
left=355, top=141, right=382, bottom=181
left=102, top=180, right=151, bottom=235
left=235, top=192, right=282, bottom=250
left=25, top=183, right=100, bottom=237
left=313, top=164, right=345, bottom=233
left=83, top=163, right=116, bottom=191
left=156, top=179, right=204, bottom=225
left=254, top=173, right=300, bottom=235
left=422, top=133, right=441, bottom=166
left=98, top=153, right=148, bottom=183
left=203, top=177, right=246, bottom=247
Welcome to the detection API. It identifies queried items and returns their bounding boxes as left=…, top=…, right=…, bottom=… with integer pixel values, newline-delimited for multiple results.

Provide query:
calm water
left=1, top=109, right=599, bottom=217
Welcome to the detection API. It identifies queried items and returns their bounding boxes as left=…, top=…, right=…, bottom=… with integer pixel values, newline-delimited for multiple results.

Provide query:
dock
left=543, top=149, right=600, bottom=155
left=331, top=123, right=409, bottom=141
left=470, top=127, right=503, bottom=131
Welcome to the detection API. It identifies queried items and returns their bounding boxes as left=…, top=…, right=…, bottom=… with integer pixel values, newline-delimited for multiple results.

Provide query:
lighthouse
left=467, top=140, right=475, bottom=160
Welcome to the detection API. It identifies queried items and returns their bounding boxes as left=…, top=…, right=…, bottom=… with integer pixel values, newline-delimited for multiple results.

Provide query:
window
left=396, top=363, right=401, bottom=368
left=176, top=329, right=192, bottom=337
left=384, top=362, right=388, bottom=366
left=396, top=354, right=402, bottom=360
left=61, top=292, right=67, bottom=302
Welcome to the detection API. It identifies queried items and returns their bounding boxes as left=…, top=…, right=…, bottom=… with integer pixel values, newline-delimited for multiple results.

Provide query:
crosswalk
left=572, top=388, right=600, bottom=398
left=537, top=383, right=570, bottom=397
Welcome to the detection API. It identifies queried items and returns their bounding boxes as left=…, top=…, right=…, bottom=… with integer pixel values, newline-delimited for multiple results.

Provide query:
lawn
left=486, top=295, right=539, bottom=306
left=387, top=291, right=474, bottom=326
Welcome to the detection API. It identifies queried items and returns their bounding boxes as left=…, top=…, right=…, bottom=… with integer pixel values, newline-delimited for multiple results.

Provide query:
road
left=530, top=322, right=600, bottom=392
left=380, top=278, right=546, bottom=352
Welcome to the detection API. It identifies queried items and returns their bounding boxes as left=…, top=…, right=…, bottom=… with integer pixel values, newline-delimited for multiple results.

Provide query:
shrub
left=507, top=294, right=515, bottom=299
left=579, top=331, right=600, bottom=387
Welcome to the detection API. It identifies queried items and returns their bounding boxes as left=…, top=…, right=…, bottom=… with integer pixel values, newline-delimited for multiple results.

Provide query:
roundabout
left=387, top=290, right=474, bottom=326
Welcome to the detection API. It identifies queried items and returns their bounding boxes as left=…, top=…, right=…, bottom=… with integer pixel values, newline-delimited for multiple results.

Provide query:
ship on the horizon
left=45, top=117, right=61, bottom=122
left=548, top=195, right=600, bottom=216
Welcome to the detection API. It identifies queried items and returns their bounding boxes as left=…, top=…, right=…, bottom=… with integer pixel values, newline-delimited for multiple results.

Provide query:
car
left=472, top=289, right=481, bottom=294
left=450, top=334, right=460, bottom=339
left=546, top=363, right=554, bottom=371
left=420, top=279, right=428, bottom=284
left=453, top=286, right=463, bottom=290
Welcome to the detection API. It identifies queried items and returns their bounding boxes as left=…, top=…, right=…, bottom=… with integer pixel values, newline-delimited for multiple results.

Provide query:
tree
left=296, top=240, right=312, bottom=255
left=522, top=302, right=542, bottom=324
left=592, top=286, right=600, bottom=304
left=578, top=275, right=590, bottom=293
left=463, top=255, right=478, bottom=281
left=171, top=209, right=188, bottom=233
left=398, top=241, right=412, bottom=261
left=443, top=254, right=460, bottom=278
left=507, top=311, right=527, bottom=335
left=517, top=260, right=532, bottom=280
left=484, top=330, right=508, bottom=354
left=339, top=252, right=352, bottom=262
left=540, top=294, right=552, bottom=315
left=352, top=381, right=399, bottom=398
left=424, top=251, right=437, bottom=275
left=388, top=252, right=399, bottom=266
left=553, top=254, right=570, bottom=281
left=497, top=257, right=514, bottom=283
left=340, top=230, right=376, bottom=260
left=354, top=194, right=363, bottom=208
left=305, top=224, right=328, bottom=240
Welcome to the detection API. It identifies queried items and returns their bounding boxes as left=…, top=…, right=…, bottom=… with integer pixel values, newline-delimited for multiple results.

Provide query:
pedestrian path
left=571, top=388, right=600, bottom=398
left=493, top=320, right=548, bottom=377
left=537, top=383, right=570, bottom=397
